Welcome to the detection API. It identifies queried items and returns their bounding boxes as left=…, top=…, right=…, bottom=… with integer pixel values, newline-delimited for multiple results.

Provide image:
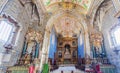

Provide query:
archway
left=39, top=3, right=91, bottom=72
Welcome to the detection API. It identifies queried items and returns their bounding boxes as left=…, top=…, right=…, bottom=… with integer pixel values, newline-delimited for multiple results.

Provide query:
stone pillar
left=39, top=30, right=50, bottom=72
left=84, top=30, right=91, bottom=58
left=84, top=29, right=91, bottom=71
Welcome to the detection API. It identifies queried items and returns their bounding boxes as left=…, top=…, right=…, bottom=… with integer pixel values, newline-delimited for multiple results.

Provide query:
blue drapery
left=101, top=36, right=106, bottom=57
left=78, top=33, right=84, bottom=58
left=35, top=42, right=39, bottom=58
left=92, top=44, right=96, bottom=58
left=49, top=27, right=57, bottom=59
left=22, top=38, right=27, bottom=56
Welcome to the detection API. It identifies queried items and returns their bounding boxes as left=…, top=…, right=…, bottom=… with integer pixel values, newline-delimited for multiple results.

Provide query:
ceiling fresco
left=42, top=0, right=91, bottom=10
left=54, top=16, right=82, bottom=37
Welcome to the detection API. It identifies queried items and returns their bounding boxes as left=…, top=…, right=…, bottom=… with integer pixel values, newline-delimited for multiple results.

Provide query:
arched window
left=113, top=28, right=120, bottom=45
left=110, top=23, right=120, bottom=47
left=0, top=21, right=13, bottom=43
left=0, top=14, right=20, bottom=51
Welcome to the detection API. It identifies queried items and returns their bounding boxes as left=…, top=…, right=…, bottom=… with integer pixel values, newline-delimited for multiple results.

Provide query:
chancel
left=0, top=0, right=120, bottom=73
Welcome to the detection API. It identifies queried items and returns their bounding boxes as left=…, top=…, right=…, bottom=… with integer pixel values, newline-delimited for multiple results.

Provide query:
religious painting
left=72, top=50, right=77, bottom=58
left=72, top=40, right=77, bottom=46
left=54, top=16, right=81, bottom=37
left=59, top=41, right=63, bottom=46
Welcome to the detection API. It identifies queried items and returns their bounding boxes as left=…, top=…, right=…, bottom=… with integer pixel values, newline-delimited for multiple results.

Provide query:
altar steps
left=50, top=69, right=84, bottom=73
left=50, top=65, right=84, bottom=73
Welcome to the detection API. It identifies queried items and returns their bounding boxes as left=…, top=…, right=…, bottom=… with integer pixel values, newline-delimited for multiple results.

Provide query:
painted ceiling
left=54, top=16, right=82, bottom=37
left=43, top=0, right=91, bottom=10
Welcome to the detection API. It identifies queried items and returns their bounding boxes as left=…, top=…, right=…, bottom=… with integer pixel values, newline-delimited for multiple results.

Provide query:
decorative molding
left=87, top=0, right=104, bottom=16
left=0, top=0, right=9, bottom=14
left=2, top=14, right=19, bottom=27
left=92, top=0, right=113, bottom=31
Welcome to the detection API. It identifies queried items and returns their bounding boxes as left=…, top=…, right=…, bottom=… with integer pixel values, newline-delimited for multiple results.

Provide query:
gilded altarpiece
left=56, top=37, right=78, bottom=65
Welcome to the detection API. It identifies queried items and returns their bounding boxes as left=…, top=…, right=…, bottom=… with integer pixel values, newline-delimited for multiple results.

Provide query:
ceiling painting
left=42, top=0, right=91, bottom=10
left=54, top=16, right=82, bottom=37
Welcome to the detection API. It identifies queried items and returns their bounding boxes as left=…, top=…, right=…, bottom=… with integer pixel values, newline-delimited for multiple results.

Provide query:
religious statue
left=90, top=32, right=106, bottom=58
left=64, top=44, right=71, bottom=59
left=27, top=41, right=36, bottom=54
left=65, top=48, right=70, bottom=55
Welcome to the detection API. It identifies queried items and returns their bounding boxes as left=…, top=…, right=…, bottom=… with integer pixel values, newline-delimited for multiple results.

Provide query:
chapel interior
left=0, top=0, right=120, bottom=73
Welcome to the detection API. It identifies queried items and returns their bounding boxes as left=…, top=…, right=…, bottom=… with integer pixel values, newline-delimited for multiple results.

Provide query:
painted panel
left=43, top=0, right=91, bottom=9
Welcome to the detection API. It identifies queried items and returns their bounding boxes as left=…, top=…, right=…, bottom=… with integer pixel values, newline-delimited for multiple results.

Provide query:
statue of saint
left=64, top=47, right=71, bottom=59
left=65, top=48, right=70, bottom=55
left=27, top=42, right=35, bottom=54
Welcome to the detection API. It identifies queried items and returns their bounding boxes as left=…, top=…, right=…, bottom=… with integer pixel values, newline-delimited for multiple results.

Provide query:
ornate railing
left=100, top=65, right=117, bottom=73
left=6, top=66, right=29, bottom=73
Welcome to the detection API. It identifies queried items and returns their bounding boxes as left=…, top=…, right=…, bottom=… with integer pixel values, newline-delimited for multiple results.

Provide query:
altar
left=55, top=37, right=78, bottom=65
left=57, top=66, right=76, bottom=71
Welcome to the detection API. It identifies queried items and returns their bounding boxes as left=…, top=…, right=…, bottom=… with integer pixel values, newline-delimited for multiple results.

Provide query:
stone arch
left=39, top=9, right=91, bottom=71
left=93, top=0, right=113, bottom=31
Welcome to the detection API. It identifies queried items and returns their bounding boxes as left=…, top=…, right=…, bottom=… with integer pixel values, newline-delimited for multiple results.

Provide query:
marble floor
left=50, top=65, right=85, bottom=73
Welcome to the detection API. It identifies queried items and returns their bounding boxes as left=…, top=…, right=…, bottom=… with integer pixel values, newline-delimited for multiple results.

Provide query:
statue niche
left=90, top=32, right=106, bottom=58
left=64, top=44, right=71, bottom=59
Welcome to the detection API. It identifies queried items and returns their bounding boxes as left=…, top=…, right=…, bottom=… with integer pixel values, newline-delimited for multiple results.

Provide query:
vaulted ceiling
left=54, top=15, right=82, bottom=37
left=42, top=0, right=91, bottom=10
left=39, top=0, right=91, bottom=37
left=34, top=0, right=110, bottom=37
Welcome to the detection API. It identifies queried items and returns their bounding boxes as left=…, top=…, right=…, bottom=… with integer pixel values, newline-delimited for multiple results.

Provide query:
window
left=0, top=21, right=13, bottom=43
left=113, top=27, right=120, bottom=45
left=110, top=23, right=120, bottom=47
left=0, top=15, right=20, bottom=57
